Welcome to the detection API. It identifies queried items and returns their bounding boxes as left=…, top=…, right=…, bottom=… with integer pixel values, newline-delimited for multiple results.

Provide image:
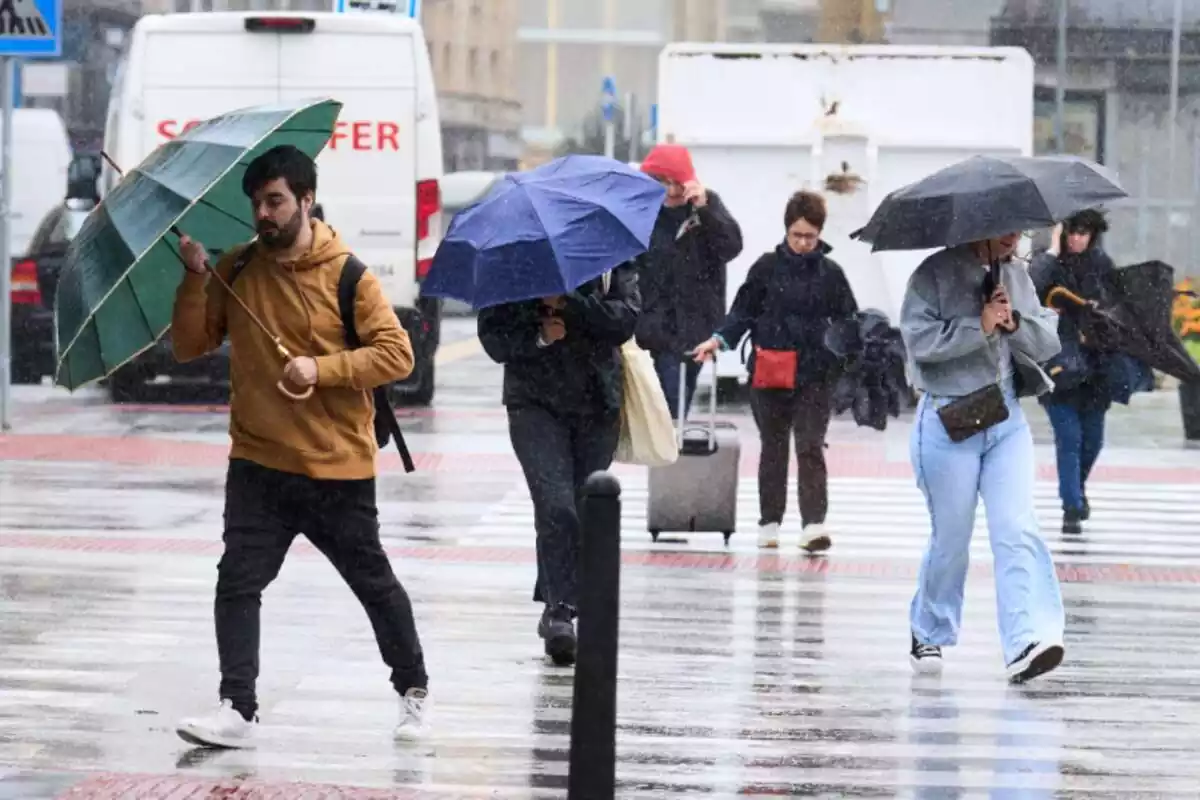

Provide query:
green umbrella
left=54, top=97, right=343, bottom=392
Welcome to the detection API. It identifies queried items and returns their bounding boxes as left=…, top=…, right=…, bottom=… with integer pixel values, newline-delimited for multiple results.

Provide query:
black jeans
left=508, top=405, right=620, bottom=612
left=750, top=381, right=834, bottom=527
left=216, top=459, right=427, bottom=719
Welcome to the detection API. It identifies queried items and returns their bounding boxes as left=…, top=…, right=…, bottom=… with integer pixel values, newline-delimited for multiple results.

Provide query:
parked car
left=10, top=198, right=94, bottom=384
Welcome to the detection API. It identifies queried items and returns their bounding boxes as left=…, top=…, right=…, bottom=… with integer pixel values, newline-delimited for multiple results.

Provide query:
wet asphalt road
left=2, top=317, right=1200, bottom=798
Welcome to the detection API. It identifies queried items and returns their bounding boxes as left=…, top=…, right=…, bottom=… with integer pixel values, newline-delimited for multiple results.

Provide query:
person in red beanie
left=637, top=143, right=743, bottom=418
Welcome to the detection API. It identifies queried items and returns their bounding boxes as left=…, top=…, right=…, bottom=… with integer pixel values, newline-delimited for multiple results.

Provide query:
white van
left=103, top=11, right=445, bottom=404
left=8, top=108, right=71, bottom=258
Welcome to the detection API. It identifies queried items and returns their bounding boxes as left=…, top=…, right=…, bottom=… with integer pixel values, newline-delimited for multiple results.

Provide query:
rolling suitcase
left=647, top=359, right=740, bottom=545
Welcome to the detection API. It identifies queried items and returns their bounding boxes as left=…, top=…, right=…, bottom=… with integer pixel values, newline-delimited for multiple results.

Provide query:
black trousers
left=507, top=405, right=620, bottom=612
left=750, top=381, right=834, bottom=527
left=216, top=459, right=427, bottom=718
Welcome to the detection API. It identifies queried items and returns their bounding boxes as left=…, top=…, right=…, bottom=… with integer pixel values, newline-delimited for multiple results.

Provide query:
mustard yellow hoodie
left=172, top=220, right=414, bottom=480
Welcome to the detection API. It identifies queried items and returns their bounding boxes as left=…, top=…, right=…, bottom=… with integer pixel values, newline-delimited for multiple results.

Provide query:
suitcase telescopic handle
left=678, top=354, right=718, bottom=451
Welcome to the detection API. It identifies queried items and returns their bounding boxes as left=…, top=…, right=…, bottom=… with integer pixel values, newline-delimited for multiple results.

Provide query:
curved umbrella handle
left=276, top=379, right=315, bottom=401
left=1047, top=286, right=1090, bottom=308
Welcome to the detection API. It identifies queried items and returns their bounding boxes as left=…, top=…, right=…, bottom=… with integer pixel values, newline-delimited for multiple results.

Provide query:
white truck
left=655, top=43, right=1035, bottom=389
left=101, top=11, right=445, bottom=404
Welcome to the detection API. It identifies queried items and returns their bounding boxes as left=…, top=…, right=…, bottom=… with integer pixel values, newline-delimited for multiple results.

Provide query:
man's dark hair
left=242, top=145, right=317, bottom=200
left=784, top=190, right=827, bottom=231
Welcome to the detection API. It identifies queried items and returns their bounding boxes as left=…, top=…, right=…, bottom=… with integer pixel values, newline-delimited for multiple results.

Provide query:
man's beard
left=257, top=209, right=304, bottom=250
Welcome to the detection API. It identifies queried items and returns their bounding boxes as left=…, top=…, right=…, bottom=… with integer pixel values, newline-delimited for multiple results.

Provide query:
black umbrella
left=1046, top=260, right=1200, bottom=383
left=851, top=155, right=1127, bottom=252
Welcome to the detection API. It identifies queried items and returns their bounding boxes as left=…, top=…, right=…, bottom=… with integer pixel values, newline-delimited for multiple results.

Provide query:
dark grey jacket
left=477, top=264, right=641, bottom=418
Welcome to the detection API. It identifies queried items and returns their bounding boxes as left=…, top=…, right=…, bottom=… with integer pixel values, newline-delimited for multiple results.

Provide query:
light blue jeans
left=910, top=390, right=1064, bottom=665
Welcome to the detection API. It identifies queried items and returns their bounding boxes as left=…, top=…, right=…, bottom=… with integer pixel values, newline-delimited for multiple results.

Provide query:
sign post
left=0, top=0, right=63, bottom=432
left=601, top=76, right=616, bottom=160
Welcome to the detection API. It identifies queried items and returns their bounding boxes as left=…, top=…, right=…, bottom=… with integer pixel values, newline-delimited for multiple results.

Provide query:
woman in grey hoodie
left=900, top=231, right=1066, bottom=685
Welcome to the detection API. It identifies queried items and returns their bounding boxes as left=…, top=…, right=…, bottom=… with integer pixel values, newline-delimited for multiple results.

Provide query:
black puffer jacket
left=1032, top=240, right=1118, bottom=411
left=716, top=242, right=859, bottom=384
left=477, top=263, right=641, bottom=419
left=634, top=191, right=743, bottom=354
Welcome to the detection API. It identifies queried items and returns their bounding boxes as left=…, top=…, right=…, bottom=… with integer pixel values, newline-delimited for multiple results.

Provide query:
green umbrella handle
left=270, top=340, right=315, bottom=401
left=276, top=379, right=315, bottom=401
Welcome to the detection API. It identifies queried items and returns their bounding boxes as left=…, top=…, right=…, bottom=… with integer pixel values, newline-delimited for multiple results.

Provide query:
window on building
left=469, top=47, right=478, bottom=80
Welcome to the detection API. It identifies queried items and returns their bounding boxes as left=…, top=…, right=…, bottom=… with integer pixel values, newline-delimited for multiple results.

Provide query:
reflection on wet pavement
left=0, top=324, right=1198, bottom=797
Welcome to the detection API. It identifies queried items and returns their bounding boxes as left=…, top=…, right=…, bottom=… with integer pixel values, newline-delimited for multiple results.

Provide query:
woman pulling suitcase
left=692, top=190, right=859, bottom=551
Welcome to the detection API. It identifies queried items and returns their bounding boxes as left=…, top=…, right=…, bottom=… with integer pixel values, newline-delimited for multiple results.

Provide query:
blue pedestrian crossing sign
left=0, top=0, right=61, bottom=58
left=601, top=76, right=616, bottom=123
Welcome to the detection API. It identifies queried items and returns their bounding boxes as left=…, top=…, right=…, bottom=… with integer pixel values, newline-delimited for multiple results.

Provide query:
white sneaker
left=176, top=699, right=257, bottom=749
left=800, top=523, right=832, bottom=553
left=757, top=522, right=780, bottom=549
left=394, top=687, right=428, bottom=741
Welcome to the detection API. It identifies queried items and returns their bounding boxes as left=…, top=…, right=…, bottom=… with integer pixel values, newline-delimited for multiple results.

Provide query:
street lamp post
left=1166, top=0, right=1183, bottom=259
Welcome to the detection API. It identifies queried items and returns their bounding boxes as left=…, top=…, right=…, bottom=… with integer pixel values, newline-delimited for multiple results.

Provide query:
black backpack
left=227, top=247, right=415, bottom=473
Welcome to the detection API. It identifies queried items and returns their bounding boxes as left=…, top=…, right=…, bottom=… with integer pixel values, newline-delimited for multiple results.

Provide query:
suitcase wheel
left=723, top=532, right=733, bottom=546
left=650, top=530, right=660, bottom=543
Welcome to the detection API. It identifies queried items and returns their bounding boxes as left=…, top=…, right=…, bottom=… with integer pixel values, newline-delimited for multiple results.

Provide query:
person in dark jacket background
left=1032, top=209, right=1116, bottom=535
left=637, top=144, right=743, bottom=418
left=478, top=264, right=640, bottom=666
left=692, top=190, right=857, bottom=552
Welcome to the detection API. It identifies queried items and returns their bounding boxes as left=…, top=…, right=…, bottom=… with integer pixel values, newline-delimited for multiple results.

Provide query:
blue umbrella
left=422, top=155, right=666, bottom=309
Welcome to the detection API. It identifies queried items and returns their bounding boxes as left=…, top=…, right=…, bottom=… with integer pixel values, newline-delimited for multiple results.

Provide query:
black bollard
left=567, top=470, right=622, bottom=800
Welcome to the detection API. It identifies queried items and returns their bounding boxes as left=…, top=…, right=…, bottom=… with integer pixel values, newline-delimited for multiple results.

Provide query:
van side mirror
left=67, top=154, right=100, bottom=203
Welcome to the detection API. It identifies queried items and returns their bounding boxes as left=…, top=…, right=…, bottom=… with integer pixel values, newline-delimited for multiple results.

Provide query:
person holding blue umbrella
left=424, top=155, right=660, bottom=665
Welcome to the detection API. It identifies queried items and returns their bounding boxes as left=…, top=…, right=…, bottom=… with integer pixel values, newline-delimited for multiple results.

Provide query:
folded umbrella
left=54, top=98, right=342, bottom=393
left=421, top=155, right=666, bottom=309
left=851, top=155, right=1127, bottom=251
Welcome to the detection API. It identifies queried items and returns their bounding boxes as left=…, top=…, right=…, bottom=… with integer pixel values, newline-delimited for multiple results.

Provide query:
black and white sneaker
left=910, top=634, right=943, bottom=675
left=1007, top=641, right=1064, bottom=684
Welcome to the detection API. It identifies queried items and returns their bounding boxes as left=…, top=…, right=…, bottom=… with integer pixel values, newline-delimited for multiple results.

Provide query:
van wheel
left=108, top=366, right=143, bottom=403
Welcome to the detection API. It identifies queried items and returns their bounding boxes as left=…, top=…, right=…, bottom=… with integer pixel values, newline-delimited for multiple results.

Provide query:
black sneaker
left=910, top=634, right=943, bottom=675
left=1007, top=641, right=1064, bottom=684
left=537, top=604, right=577, bottom=667
left=1080, top=495, right=1091, bottom=521
left=1062, top=509, right=1084, bottom=535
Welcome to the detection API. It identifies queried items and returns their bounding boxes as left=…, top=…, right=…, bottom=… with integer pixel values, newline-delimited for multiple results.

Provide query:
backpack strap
left=226, top=244, right=257, bottom=286
left=338, top=255, right=367, bottom=349
left=337, top=255, right=415, bottom=473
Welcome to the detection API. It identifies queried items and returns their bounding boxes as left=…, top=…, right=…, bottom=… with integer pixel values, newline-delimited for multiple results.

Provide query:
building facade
left=517, top=0, right=819, bottom=159
left=422, top=0, right=522, bottom=171
left=991, top=0, right=1200, bottom=273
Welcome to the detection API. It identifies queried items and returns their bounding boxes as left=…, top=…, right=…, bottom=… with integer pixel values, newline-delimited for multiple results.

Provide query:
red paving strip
left=2, top=533, right=1197, bottom=585
left=57, top=773, right=487, bottom=799
left=1, top=433, right=1197, bottom=483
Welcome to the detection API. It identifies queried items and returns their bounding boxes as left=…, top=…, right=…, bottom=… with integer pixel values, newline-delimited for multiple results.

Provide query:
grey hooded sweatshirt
left=900, top=245, right=1061, bottom=399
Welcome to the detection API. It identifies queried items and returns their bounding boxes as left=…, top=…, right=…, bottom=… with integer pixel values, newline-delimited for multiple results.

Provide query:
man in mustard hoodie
left=170, top=145, right=429, bottom=749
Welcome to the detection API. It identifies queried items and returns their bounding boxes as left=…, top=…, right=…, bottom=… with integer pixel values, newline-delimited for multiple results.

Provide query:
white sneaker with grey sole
left=176, top=699, right=257, bottom=749
left=394, top=687, right=428, bottom=741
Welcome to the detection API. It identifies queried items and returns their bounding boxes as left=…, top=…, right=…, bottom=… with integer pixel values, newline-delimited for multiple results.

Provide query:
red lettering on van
left=156, top=119, right=203, bottom=140
left=326, top=121, right=402, bottom=151
left=157, top=119, right=401, bottom=150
